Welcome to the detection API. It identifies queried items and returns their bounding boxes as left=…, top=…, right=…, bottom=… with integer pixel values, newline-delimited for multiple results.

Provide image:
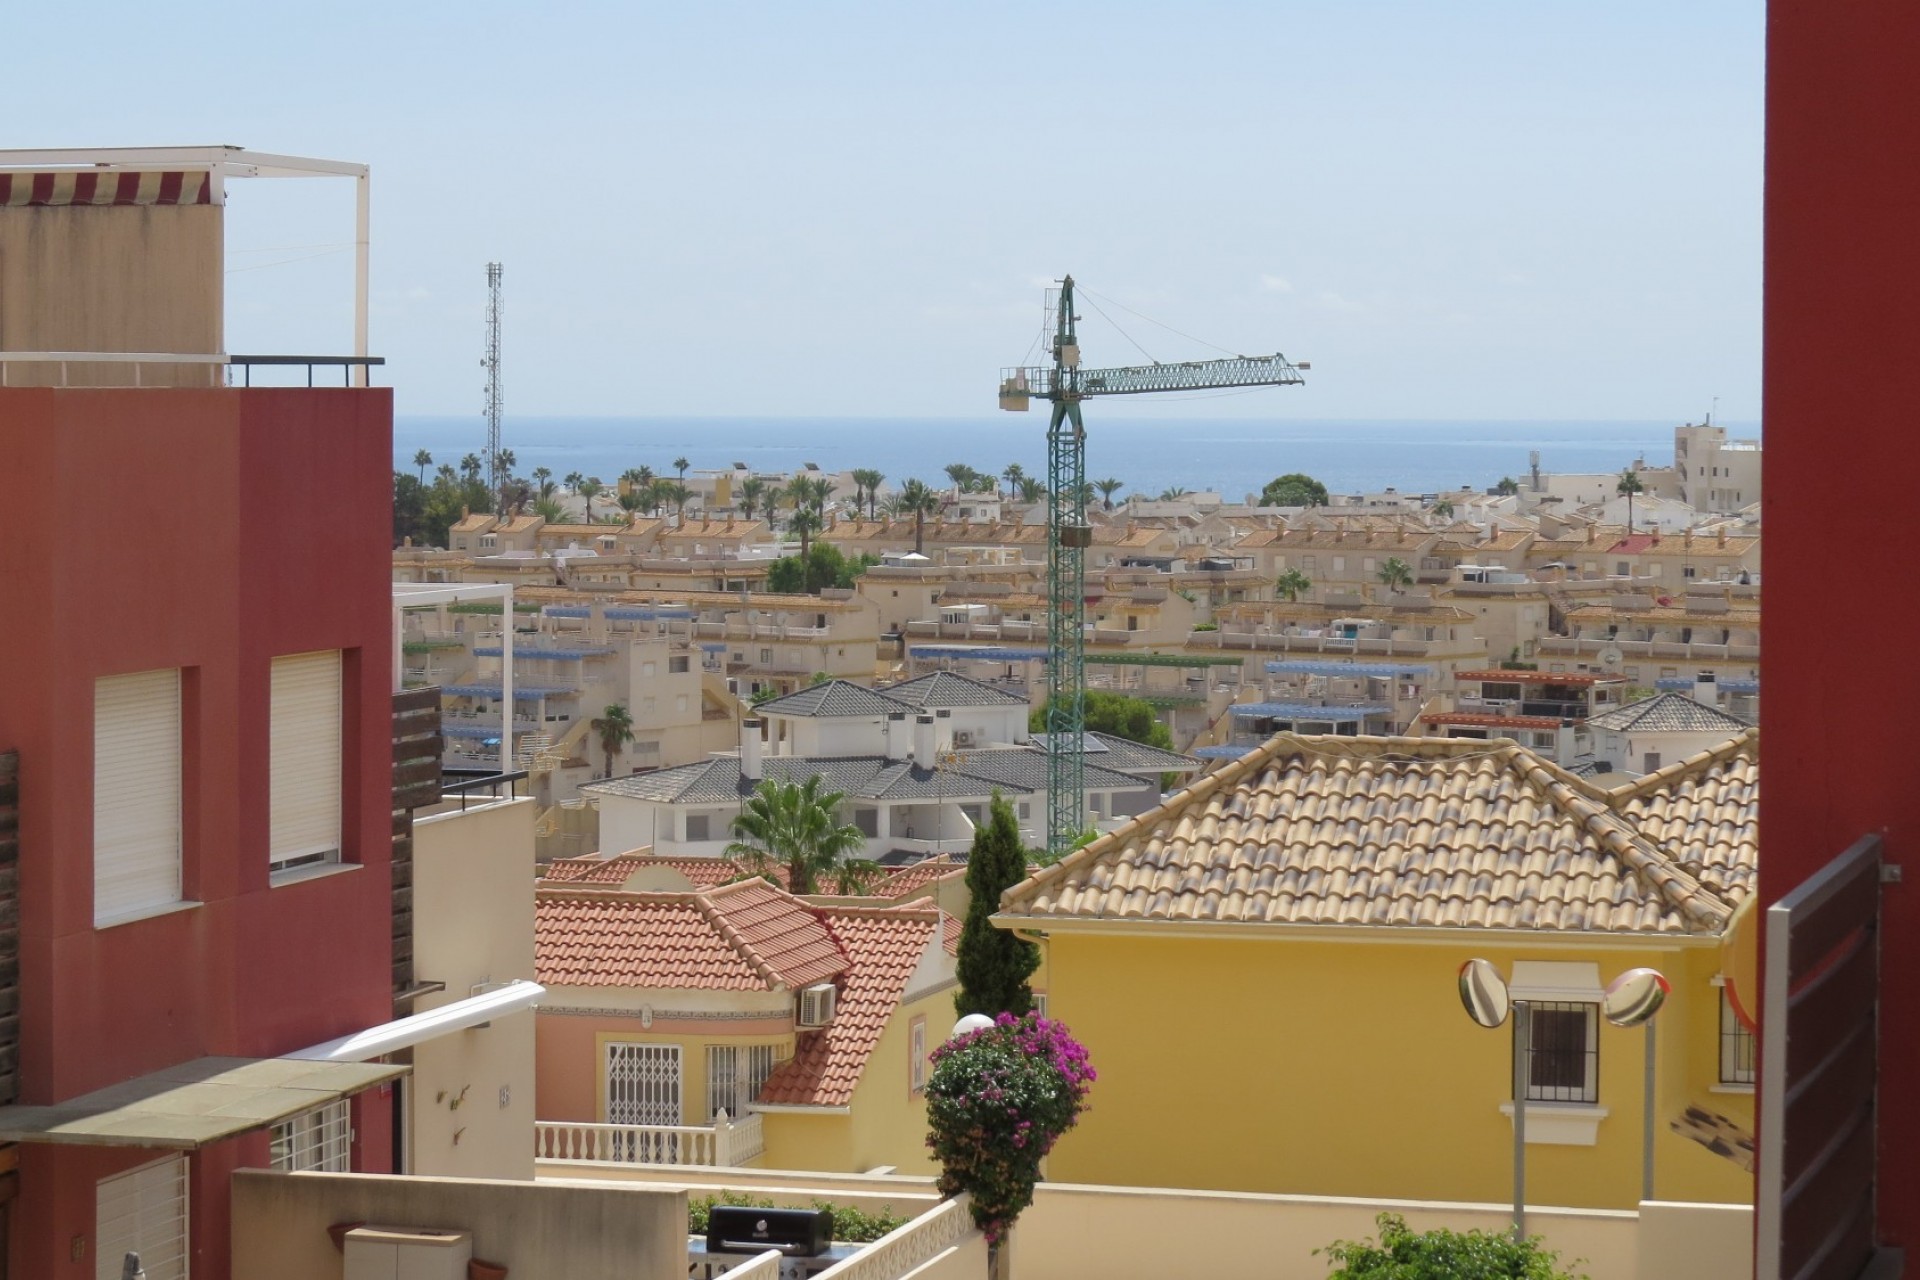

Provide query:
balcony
left=534, top=1112, right=763, bottom=1168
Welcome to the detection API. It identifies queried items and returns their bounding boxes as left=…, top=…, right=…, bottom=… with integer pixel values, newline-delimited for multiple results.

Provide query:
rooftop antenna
left=1708, top=396, right=1718, bottom=426
left=483, top=262, right=504, bottom=499
left=1529, top=450, right=1542, bottom=493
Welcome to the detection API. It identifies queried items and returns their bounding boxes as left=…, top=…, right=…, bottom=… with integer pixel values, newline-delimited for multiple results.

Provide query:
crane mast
left=999, top=275, right=1307, bottom=855
left=483, top=262, right=504, bottom=500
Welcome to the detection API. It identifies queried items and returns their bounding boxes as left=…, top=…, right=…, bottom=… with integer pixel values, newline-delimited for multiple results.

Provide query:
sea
left=392, top=416, right=1750, bottom=502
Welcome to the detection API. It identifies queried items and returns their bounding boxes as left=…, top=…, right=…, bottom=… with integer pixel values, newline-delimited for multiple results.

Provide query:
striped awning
left=1264, top=660, right=1431, bottom=678
left=1229, top=703, right=1391, bottom=722
left=1, top=171, right=212, bottom=207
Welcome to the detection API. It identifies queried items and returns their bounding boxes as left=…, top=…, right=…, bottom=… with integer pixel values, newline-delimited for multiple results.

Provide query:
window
left=760, top=648, right=773, bottom=664
left=641, top=661, right=657, bottom=679
left=686, top=814, right=711, bottom=841
left=910, top=1017, right=928, bottom=1094
left=669, top=655, right=690, bottom=674
left=1643, top=752, right=1662, bottom=772
left=1520, top=1002, right=1600, bottom=1103
left=96, top=1155, right=188, bottom=1280
left=1683, top=565, right=1697, bottom=579
left=1033, top=992, right=1049, bottom=1018
left=1616, top=561, right=1630, bottom=575
left=1720, top=988, right=1757, bottom=1085
left=270, top=1099, right=351, bottom=1172
left=706, top=1044, right=778, bottom=1119
left=1331, top=556, right=1347, bottom=573
left=269, top=651, right=343, bottom=874
left=94, top=669, right=184, bottom=925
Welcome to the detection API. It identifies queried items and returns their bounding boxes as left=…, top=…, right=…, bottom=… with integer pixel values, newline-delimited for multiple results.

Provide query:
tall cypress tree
left=954, top=792, right=1040, bottom=1018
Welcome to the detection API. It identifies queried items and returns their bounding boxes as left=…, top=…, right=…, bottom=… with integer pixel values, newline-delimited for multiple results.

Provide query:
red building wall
left=0, top=386, right=396, bottom=1280
left=1762, top=0, right=1920, bottom=1248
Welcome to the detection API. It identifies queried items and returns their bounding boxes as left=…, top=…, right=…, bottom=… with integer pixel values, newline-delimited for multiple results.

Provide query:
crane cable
left=1077, top=292, right=1158, bottom=366
left=1077, top=284, right=1240, bottom=359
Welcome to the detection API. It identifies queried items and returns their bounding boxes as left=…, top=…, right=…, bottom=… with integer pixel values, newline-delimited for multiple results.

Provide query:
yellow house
left=533, top=875, right=958, bottom=1175
left=994, top=731, right=1758, bottom=1211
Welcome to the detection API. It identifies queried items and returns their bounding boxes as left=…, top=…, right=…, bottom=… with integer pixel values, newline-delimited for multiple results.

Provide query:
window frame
left=706, top=1043, right=779, bottom=1119
left=1520, top=1000, right=1601, bottom=1104
left=270, top=1098, right=353, bottom=1172
left=96, top=1154, right=189, bottom=1280
left=93, top=667, right=187, bottom=927
left=1718, top=985, right=1757, bottom=1087
left=268, top=650, right=344, bottom=877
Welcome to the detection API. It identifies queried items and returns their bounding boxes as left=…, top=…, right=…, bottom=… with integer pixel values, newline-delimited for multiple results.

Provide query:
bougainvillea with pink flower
left=923, top=1012, right=1096, bottom=1243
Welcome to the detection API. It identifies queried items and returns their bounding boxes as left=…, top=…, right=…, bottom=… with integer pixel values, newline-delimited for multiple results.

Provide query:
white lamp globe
left=950, top=1013, right=996, bottom=1040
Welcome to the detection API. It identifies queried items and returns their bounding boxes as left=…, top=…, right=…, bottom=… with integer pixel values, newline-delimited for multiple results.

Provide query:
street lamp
left=1457, top=959, right=1670, bottom=1240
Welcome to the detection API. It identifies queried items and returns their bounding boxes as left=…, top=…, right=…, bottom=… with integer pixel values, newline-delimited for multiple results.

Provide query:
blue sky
left=16, top=2, right=1762, bottom=423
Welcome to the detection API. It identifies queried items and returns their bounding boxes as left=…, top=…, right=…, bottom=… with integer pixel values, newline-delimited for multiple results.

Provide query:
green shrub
left=1320, top=1213, right=1584, bottom=1280
left=685, top=1192, right=906, bottom=1243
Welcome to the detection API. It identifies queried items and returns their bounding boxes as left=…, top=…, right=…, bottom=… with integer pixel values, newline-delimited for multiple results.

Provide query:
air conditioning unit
left=797, top=983, right=837, bottom=1029
left=954, top=730, right=975, bottom=748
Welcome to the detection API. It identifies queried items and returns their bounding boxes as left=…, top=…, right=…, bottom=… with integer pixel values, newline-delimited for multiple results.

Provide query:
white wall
left=599, top=796, right=660, bottom=856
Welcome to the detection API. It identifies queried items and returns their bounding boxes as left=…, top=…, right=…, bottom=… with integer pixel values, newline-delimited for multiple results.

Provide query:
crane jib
left=1000, top=354, right=1305, bottom=399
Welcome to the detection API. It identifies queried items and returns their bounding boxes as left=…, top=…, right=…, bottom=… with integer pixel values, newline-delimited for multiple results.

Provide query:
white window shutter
left=270, top=651, right=342, bottom=870
left=94, top=669, right=182, bottom=925
left=95, top=1154, right=189, bottom=1280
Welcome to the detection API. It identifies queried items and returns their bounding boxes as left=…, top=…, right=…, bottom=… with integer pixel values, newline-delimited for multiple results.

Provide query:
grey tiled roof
left=952, top=749, right=1151, bottom=795
left=581, top=746, right=1150, bottom=805
left=582, top=756, right=885, bottom=804
left=1025, top=731, right=1200, bottom=774
left=755, top=680, right=915, bottom=719
left=882, top=671, right=1031, bottom=709
left=1585, top=692, right=1754, bottom=734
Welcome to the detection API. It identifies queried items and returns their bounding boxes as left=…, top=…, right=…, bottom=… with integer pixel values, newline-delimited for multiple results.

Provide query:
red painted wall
left=0, top=386, right=395, bottom=1279
left=1762, top=1, right=1920, bottom=1247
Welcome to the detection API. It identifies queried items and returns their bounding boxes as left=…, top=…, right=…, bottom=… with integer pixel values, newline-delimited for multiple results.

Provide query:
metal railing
left=440, top=770, right=529, bottom=810
left=0, top=351, right=383, bottom=387
left=534, top=1111, right=764, bottom=1166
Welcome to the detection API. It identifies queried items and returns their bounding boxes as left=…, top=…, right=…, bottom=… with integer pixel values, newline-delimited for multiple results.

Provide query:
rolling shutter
left=95, top=1155, right=188, bottom=1280
left=269, top=651, right=342, bottom=870
left=93, top=669, right=182, bottom=925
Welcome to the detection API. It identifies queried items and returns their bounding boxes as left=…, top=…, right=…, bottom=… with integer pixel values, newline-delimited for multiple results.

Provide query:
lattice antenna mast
left=998, top=276, right=1308, bottom=855
left=483, top=262, right=504, bottom=499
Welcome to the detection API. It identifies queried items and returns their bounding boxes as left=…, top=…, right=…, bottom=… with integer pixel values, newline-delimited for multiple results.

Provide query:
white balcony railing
left=534, top=1111, right=764, bottom=1167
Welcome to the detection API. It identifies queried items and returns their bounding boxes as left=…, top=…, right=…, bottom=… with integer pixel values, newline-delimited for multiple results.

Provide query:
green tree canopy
left=591, top=702, right=635, bottom=779
left=1258, top=473, right=1330, bottom=507
left=766, top=541, right=879, bottom=595
left=1321, top=1213, right=1580, bottom=1280
left=954, top=793, right=1040, bottom=1019
left=1029, top=690, right=1173, bottom=751
left=393, top=469, right=494, bottom=549
left=726, top=774, right=867, bottom=896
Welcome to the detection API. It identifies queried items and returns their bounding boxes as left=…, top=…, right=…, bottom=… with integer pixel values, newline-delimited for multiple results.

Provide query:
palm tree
left=851, top=468, right=884, bottom=519
left=726, top=775, right=868, bottom=895
left=1017, top=476, right=1047, bottom=504
left=413, top=449, right=433, bottom=482
left=532, top=465, right=552, bottom=490
left=1617, top=468, right=1645, bottom=533
left=830, top=859, right=886, bottom=895
left=661, top=481, right=693, bottom=523
left=1275, top=568, right=1313, bottom=602
left=789, top=505, right=822, bottom=563
left=944, top=463, right=976, bottom=495
left=1094, top=477, right=1125, bottom=511
left=577, top=477, right=603, bottom=521
left=1002, top=463, right=1026, bottom=500
left=495, top=448, right=516, bottom=476
left=460, top=453, right=483, bottom=480
left=591, top=702, right=635, bottom=779
left=617, top=490, right=646, bottom=517
left=674, top=456, right=690, bottom=486
left=898, top=478, right=939, bottom=555
left=1158, top=486, right=1191, bottom=501
left=1494, top=476, right=1521, bottom=496
left=1377, top=557, right=1414, bottom=593
left=739, top=476, right=767, bottom=521
left=435, top=463, right=458, bottom=483
left=763, top=485, right=786, bottom=531
left=564, top=470, right=585, bottom=492
left=534, top=495, right=566, bottom=522
left=1431, top=498, right=1454, bottom=520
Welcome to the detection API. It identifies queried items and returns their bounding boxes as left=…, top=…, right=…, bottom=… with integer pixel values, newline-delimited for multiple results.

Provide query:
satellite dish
left=1457, top=958, right=1511, bottom=1029
left=1601, top=968, right=1671, bottom=1027
left=1599, top=646, right=1624, bottom=670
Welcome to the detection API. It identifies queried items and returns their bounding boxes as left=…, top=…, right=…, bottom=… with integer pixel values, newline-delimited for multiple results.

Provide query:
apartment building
left=1674, top=422, right=1761, bottom=514
left=1541, top=587, right=1761, bottom=688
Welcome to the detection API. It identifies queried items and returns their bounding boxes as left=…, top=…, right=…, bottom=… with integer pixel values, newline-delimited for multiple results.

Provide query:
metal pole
left=1642, top=1015, right=1657, bottom=1203
left=1512, top=999, right=1529, bottom=1241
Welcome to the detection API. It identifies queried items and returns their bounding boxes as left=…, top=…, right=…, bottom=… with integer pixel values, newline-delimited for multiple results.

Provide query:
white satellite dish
left=1598, top=646, right=1624, bottom=670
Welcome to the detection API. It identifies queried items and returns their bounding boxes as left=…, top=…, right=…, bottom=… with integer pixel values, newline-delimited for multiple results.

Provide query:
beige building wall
left=411, top=796, right=539, bottom=1179
left=231, top=1168, right=686, bottom=1280
left=0, top=201, right=223, bottom=385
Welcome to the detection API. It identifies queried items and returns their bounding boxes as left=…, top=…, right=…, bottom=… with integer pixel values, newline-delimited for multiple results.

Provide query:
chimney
left=1693, top=671, right=1718, bottom=706
left=885, top=712, right=908, bottom=762
left=1718, top=527, right=1728, bottom=547
left=913, top=714, right=936, bottom=766
left=1556, top=718, right=1577, bottom=763
left=936, top=707, right=953, bottom=753
left=741, top=718, right=764, bottom=780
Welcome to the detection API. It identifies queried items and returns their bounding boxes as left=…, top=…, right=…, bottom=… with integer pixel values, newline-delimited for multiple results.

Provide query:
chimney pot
left=741, top=718, right=764, bottom=780
left=913, top=714, right=937, bottom=767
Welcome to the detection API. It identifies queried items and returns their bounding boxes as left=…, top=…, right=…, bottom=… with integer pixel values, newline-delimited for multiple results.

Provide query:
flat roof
left=0, top=1056, right=404, bottom=1149
left=1453, top=670, right=1627, bottom=686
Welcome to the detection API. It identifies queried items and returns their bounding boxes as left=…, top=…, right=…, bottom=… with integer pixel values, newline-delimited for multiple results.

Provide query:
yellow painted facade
left=1039, top=929, right=1752, bottom=1210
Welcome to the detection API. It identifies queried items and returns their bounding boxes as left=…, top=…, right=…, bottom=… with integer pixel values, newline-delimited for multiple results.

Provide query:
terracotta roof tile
left=534, top=880, right=848, bottom=990
left=1000, top=733, right=1746, bottom=935
left=756, top=904, right=945, bottom=1107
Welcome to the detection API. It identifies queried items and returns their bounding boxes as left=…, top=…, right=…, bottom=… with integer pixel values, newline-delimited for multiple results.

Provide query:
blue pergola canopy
left=1229, top=702, right=1391, bottom=722
left=1263, top=660, right=1431, bottom=677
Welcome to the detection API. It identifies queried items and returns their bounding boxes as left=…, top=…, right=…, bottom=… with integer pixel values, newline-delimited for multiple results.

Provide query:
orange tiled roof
left=1420, top=712, right=1565, bottom=730
left=534, top=879, right=847, bottom=990
left=757, top=903, right=945, bottom=1107
left=999, top=733, right=1748, bottom=935
left=872, top=856, right=965, bottom=899
left=541, top=851, right=754, bottom=889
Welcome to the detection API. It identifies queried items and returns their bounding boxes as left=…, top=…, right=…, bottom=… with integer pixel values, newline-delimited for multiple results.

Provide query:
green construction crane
left=999, top=275, right=1307, bottom=854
